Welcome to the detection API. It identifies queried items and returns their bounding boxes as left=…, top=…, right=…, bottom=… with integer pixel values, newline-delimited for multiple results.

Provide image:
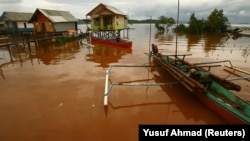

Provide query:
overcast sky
left=0, top=0, right=250, bottom=24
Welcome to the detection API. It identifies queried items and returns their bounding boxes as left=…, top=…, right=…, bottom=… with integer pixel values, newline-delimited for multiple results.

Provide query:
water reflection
left=0, top=39, right=133, bottom=79
left=186, top=34, right=202, bottom=52
left=0, top=64, right=5, bottom=80
left=0, top=40, right=83, bottom=80
left=149, top=63, right=225, bottom=123
left=0, top=40, right=82, bottom=66
left=152, top=28, right=250, bottom=67
left=85, top=45, right=132, bottom=68
left=35, top=41, right=82, bottom=65
left=241, top=47, right=250, bottom=63
left=154, top=32, right=174, bottom=43
left=202, top=33, right=229, bottom=51
left=104, top=60, right=226, bottom=123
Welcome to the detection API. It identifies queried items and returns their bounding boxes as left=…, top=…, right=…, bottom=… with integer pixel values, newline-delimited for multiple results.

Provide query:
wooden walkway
left=0, top=31, right=84, bottom=53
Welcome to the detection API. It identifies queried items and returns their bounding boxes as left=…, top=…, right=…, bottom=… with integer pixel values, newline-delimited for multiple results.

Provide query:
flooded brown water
left=0, top=24, right=249, bottom=141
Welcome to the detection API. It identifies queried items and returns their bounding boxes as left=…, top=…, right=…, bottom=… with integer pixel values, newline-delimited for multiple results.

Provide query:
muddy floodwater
left=0, top=24, right=249, bottom=141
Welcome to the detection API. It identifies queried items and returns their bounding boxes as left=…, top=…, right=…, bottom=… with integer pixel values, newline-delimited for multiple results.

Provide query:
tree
left=155, top=16, right=176, bottom=33
left=166, top=17, right=175, bottom=32
left=176, top=9, right=230, bottom=34
left=156, top=9, right=230, bottom=34
left=174, top=23, right=188, bottom=33
left=205, top=9, right=230, bottom=33
left=188, top=13, right=205, bottom=34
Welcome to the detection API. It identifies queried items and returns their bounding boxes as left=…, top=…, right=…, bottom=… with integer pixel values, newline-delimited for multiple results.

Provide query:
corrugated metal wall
left=54, top=22, right=76, bottom=32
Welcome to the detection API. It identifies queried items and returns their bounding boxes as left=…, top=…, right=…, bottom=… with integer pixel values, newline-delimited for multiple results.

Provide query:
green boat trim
left=151, top=52, right=250, bottom=124
left=208, top=81, right=250, bottom=123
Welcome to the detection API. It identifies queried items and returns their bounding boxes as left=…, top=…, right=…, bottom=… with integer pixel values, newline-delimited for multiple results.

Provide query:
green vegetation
left=80, top=8, right=230, bottom=35
left=78, top=19, right=91, bottom=24
left=176, top=9, right=230, bottom=34
left=56, top=34, right=84, bottom=44
left=128, top=8, right=230, bottom=35
left=187, top=13, right=206, bottom=34
left=154, top=16, right=175, bottom=33
left=128, top=19, right=158, bottom=24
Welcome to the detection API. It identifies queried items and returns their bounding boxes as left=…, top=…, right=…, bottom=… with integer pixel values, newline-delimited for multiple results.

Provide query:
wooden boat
left=148, top=44, right=250, bottom=124
left=90, top=36, right=132, bottom=48
left=226, top=28, right=250, bottom=39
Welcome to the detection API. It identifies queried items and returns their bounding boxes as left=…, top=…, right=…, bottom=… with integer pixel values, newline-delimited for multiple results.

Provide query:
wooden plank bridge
left=0, top=31, right=85, bottom=56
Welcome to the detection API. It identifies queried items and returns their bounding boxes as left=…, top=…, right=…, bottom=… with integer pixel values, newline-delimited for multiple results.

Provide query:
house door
left=103, top=16, right=112, bottom=30
left=41, top=22, right=46, bottom=32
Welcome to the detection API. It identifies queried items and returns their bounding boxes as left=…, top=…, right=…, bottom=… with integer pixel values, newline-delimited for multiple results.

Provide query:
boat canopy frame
left=146, top=52, right=249, bottom=88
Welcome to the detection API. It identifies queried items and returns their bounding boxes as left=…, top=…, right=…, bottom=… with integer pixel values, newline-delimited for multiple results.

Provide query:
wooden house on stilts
left=0, top=11, right=34, bottom=33
left=29, top=8, right=78, bottom=33
left=86, top=3, right=132, bottom=48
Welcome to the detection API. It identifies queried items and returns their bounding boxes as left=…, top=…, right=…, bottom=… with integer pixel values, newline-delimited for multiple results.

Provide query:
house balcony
left=91, top=24, right=125, bottom=31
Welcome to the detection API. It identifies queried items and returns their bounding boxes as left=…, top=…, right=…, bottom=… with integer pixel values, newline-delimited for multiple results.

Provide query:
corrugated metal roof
left=86, top=3, right=127, bottom=16
left=29, top=8, right=77, bottom=23
left=0, top=12, right=33, bottom=21
left=49, top=16, right=67, bottom=22
left=103, top=4, right=126, bottom=15
left=39, top=9, right=77, bottom=22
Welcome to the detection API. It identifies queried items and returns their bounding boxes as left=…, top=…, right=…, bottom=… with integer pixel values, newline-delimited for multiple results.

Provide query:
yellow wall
left=90, top=15, right=126, bottom=30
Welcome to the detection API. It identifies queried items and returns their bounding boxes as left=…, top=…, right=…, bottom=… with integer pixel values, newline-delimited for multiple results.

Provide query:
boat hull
left=151, top=53, right=249, bottom=124
left=90, top=37, right=132, bottom=48
left=193, top=87, right=247, bottom=124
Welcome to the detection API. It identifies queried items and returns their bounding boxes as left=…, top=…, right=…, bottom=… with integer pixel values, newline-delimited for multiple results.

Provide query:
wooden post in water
left=148, top=16, right=152, bottom=62
left=175, top=0, right=180, bottom=64
left=149, top=16, right=152, bottom=54
left=6, top=44, right=13, bottom=62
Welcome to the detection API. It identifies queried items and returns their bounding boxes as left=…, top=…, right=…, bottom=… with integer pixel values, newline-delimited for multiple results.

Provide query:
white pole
left=104, top=95, right=108, bottom=106
left=104, top=69, right=109, bottom=106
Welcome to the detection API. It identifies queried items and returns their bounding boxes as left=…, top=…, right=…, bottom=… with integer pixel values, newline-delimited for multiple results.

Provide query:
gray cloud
left=0, top=0, right=22, bottom=3
left=130, top=0, right=250, bottom=24
left=0, top=0, right=249, bottom=23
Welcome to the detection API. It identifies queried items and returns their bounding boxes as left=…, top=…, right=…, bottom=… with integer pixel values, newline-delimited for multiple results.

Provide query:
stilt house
left=29, top=8, right=77, bottom=33
left=0, top=11, right=34, bottom=33
left=86, top=3, right=128, bottom=30
left=86, top=3, right=129, bottom=40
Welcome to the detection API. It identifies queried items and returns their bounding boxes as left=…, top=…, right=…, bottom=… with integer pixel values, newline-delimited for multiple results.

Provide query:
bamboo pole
left=175, top=57, right=241, bottom=91
left=226, top=75, right=250, bottom=81
left=224, top=69, right=250, bottom=82
left=111, top=64, right=159, bottom=68
left=193, top=60, right=233, bottom=67
left=161, top=64, right=194, bottom=93
left=158, top=58, right=206, bottom=92
left=111, top=82, right=178, bottom=86
left=224, top=65, right=250, bottom=75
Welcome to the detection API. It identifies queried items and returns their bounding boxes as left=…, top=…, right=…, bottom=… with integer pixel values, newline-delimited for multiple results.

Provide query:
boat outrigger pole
left=103, top=65, right=179, bottom=106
